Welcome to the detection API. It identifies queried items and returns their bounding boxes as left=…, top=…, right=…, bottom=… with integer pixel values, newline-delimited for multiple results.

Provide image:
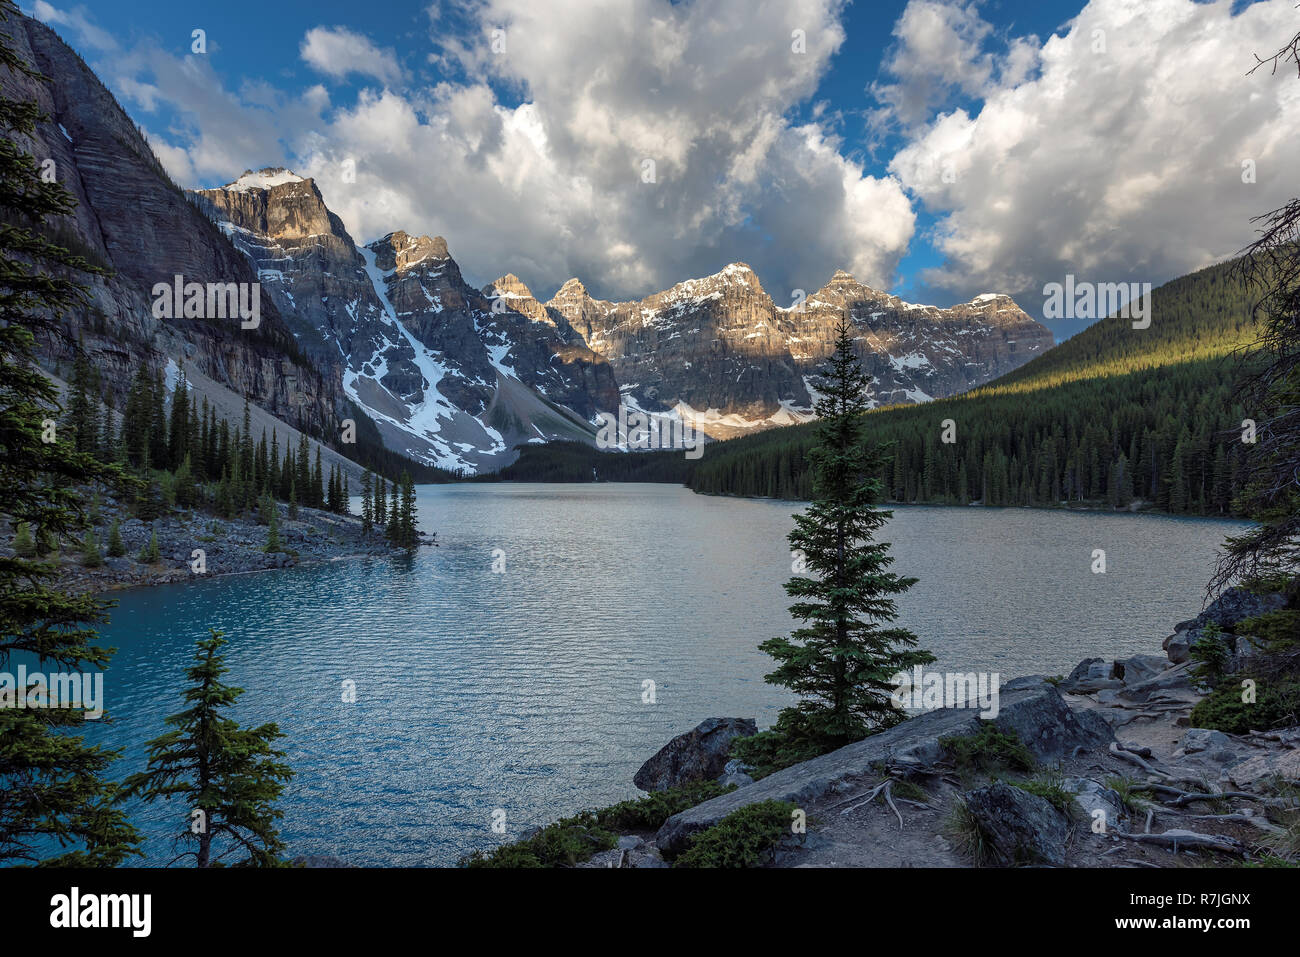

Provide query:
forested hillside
left=687, top=257, right=1261, bottom=514
left=497, top=256, right=1262, bottom=517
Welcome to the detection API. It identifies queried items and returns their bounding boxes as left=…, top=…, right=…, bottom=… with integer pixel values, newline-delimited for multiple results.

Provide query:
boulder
left=1059, top=658, right=1122, bottom=694
left=633, top=718, right=757, bottom=792
left=1163, top=588, right=1286, bottom=663
left=1178, top=728, right=1234, bottom=754
left=1115, top=655, right=1170, bottom=686
left=963, top=781, right=1068, bottom=866
left=716, top=758, right=755, bottom=789
left=656, top=677, right=1113, bottom=853
left=1063, top=777, right=1126, bottom=829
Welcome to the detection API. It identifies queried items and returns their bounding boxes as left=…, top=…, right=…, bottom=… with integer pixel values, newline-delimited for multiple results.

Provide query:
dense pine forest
left=497, top=256, right=1263, bottom=517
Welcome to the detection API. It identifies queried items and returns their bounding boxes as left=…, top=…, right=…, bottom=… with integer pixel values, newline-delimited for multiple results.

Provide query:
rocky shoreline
left=569, top=586, right=1299, bottom=869
left=4, top=490, right=425, bottom=596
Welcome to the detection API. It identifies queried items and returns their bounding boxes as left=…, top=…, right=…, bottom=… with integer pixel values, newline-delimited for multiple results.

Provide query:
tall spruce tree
left=360, top=470, right=373, bottom=532
left=743, top=321, right=934, bottom=768
left=0, top=1, right=140, bottom=864
left=123, top=629, right=293, bottom=867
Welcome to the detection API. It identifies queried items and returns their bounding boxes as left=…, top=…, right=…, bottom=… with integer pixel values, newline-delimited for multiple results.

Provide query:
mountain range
left=11, top=10, right=1053, bottom=475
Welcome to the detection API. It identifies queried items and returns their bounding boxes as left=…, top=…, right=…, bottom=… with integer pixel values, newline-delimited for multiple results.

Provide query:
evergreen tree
left=80, top=528, right=103, bottom=567
left=168, top=368, right=189, bottom=469
left=0, top=2, right=140, bottom=864
left=360, top=470, right=373, bottom=533
left=745, top=322, right=934, bottom=765
left=312, top=448, right=324, bottom=509
left=138, top=527, right=161, bottom=564
left=263, top=496, right=281, bottom=553
left=106, top=517, right=126, bottom=557
left=398, top=471, right=418, bottom=550
left=374, top=476, right=386, bottom=528
left=122, top=629, right=294, bottom=867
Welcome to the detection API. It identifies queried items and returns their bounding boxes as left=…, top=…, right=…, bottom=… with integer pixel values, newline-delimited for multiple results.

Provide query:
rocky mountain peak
left=225, top=167, right=306, bottom=192
left=370, top=231, right=452, bottom=274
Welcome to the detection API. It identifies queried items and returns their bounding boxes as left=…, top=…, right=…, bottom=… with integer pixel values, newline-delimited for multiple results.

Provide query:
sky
left=25, top=0, right=1300, bottom=339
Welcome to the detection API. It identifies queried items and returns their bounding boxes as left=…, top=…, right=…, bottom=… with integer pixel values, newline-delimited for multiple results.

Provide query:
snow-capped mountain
left=191, top=172, right=617, bottom=472
left=191, top=168, right=1052, bottom=469
left=542, top=263, right=1054, bottom=438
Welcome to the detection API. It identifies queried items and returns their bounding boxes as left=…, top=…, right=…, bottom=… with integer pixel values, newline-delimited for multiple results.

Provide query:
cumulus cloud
left=299, top=26, right=404, bottom=86
left=298, top=0, right=915, bottom=301
left=888, top=0, right=1300, bottom=330
left=29, top=0, right=917, bottom=303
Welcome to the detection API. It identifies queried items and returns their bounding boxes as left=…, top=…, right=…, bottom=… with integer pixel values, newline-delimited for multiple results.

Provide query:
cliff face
left=12, top=6, right=1053, bottom=472
left=2, top=16, right=346, bottom=436
left=545, top=265, right=1055, bottom=438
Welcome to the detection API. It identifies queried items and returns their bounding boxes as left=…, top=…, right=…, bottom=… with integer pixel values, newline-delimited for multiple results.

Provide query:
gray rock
left=575, top=849, right=624, bottom=869
left=1163, top=588, right=1286, bottom=663
left=716, top=758, right=755, bottom=789
left=625, top=847, right=669, bottom=868
left=1179, top=728, right=1234, bottom=754
left=1115, top=655, right=1170, bottom=686
left=656, top=678, right=1112, bottom=853
left=1117, top=663, right=1195, bottom=703
left=963, top=781, right=1067, bottom=866
left=1060, top=658, right=1122, bottom=694
left=634, top=717, right=757, bottom=792
left=1063, top=777, right=1125, bottom=830
left=616, top=835, right=643, bottom=850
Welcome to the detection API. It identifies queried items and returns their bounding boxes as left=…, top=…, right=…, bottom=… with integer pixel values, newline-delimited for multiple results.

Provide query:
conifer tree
left=122, top=629, right=294, bottom=867
left=263, top=496, right=281, bottom=553
left=745, top=322, right=935, bottom=764
left=80, top=528, right=103, bottom=567
left=0, top=2, right=140, bottom=864
left=106, top=517, right=126, bottom=557
left=360, top=470, right=373, bottom=532
left=312, top=448, right=324, bottom=509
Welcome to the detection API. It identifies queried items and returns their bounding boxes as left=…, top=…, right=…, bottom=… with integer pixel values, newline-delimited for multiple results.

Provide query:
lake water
left=68, top=483, right=1243, bottom=866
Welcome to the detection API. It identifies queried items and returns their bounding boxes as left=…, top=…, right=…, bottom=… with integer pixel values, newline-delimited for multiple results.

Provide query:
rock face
left=655, top=678, right=1113, bottom=853
left=963, top=781, right=1068, bottom=866
left=3, top=17, right=346, bottom=438
left=633, top=718, right=757, bottom=792
left=546, top=264, right=1053, bottom=439
left=1162, top=588, right=1286, bottom=664
left=190, top=173, right=621, bottom=472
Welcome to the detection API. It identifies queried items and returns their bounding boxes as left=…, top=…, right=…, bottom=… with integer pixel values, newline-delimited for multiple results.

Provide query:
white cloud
left=889, top=0, right=1300, bottom=320
left=296, top=0, right=915, bottom=301
left=299, top=26, right=404, bottom=86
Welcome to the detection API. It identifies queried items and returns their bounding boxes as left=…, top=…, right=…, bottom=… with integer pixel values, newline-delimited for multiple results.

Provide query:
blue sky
left=27, top=0, right=1299, bottom=339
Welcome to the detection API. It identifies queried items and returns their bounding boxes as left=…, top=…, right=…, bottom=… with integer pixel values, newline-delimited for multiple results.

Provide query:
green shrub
left=462, top=812, right=615, bottom=868
left=594, top=781, right=734, bottom=831
left=673, top=800, right=798, bottom=868
left=730, top=710, right=846, bottom=780
left=1189, top=622, right=1230, bottom=686
left=1190, top=680, right=1300, bottom=734
left=460, top=782, right=731, bottom=868
left=1012, top=771, right=1076, bottom=816
left=940, top=723, right=1036, bottom=776
left=1237, top=610, right=1300, bottom=652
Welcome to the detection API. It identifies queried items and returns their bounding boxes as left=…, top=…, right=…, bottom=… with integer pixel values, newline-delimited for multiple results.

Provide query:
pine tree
left=122, top=629, right=294, bottom=867
left=11, top=521, right=35, bottom=558
left=263, top=496, right=281, bottom=553
left=0, top=3, right=140, bottom=864
left=138, top=527, right=161, bottom=564
left=168, top=368, right=189, bottom=469
left=399, top=471, right=418, bottom=550
left=360, top=471, right=373, bottom=533
left=742, top=322, right=934, bottom=768
left=80, top=528, right=103, bottom=567
left=374, top=476, right=387, bottom=528
left=106, top=517, right=126, bottom=557
left=312, top=448, right=324, bottom=509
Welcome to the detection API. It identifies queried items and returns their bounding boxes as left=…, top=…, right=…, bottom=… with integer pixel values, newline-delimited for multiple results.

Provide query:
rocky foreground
left=3, top=490, right=421, bottom=596
left=583, top=588, right=1299, bottom=868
